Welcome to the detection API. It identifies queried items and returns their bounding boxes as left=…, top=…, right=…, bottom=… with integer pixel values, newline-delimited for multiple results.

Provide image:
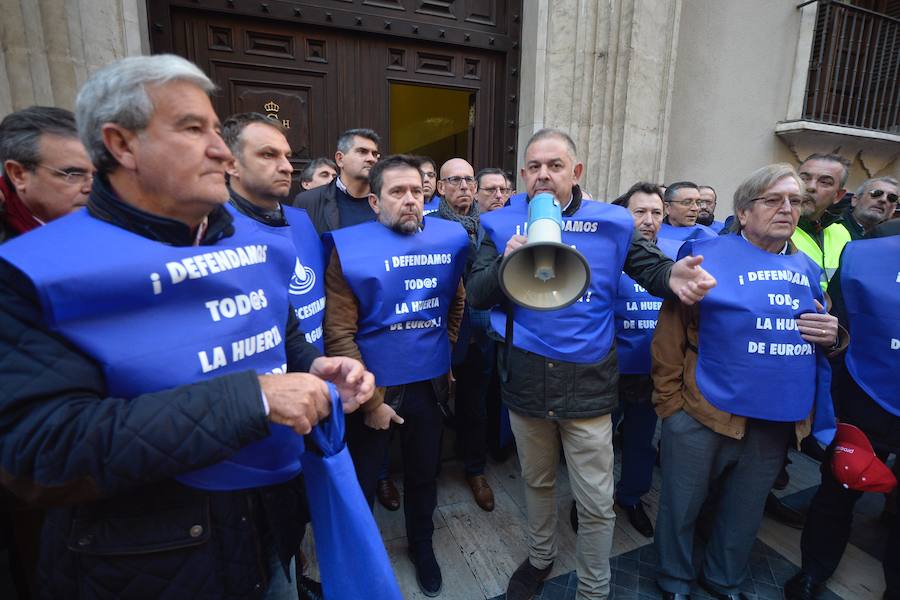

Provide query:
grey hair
left=732, top=163, right=802, bottom=232
left=524, top=128, right=578, bottom=161
left=75, top=54, right=215, bottom=174
left=854, top=176, right=899, bottom=199
left=0, top=106, right=78, bottom=182
left=335, top=128, right=381, bottom=154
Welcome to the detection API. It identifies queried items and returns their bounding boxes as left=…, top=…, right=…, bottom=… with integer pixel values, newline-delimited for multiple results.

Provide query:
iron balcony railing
left=800, top=0, right=899, bottom=133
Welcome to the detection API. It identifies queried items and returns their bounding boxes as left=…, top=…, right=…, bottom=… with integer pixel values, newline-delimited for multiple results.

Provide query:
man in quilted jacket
left=0, top=54, right=374, bottom=599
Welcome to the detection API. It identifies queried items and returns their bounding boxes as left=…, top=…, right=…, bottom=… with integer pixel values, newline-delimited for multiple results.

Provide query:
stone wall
left=517, top=0, right=682, bottom=199
left=0, top=0, right=147, bottom=116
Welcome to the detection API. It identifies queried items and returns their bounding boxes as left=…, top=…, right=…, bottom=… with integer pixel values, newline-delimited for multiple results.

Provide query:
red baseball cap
left=831, top=423, right=897, bottom=493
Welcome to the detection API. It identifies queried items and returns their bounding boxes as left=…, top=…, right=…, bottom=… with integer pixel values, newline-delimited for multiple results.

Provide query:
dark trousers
left=346, top=382, right=443, bottom=549
left=454, top=340, right=492, bottom=475
left=655, top=410, right=791, bottom=595
left=800, top=378, right=900, bottom=599
left=615, top=375, right=658, bottom=508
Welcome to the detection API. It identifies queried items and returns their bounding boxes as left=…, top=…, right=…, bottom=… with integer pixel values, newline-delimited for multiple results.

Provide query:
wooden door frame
left=147, top=0, right=523, bottom=175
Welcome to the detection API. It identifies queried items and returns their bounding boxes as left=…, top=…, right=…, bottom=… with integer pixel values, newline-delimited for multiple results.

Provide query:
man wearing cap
left=785, top=224, right=900, bottom=600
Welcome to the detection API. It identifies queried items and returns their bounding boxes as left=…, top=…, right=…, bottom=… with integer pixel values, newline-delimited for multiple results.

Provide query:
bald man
left=434, top=158, right=496, bottom=511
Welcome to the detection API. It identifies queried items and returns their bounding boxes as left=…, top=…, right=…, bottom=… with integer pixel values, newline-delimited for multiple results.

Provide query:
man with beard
left=842, top=177, right=898, bottom=240
left=323, top=155, right=467, bottom=596
left=293, top=129, right=381, bottom=234
left=697, top=185, right=725, bottom=233
left=793, top=154, right=852, bottom=290
left=434, top=158, right=496, bottom=512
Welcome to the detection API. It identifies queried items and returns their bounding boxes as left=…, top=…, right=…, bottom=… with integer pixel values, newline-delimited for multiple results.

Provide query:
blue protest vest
left=0, top=208, right=307, bottom=491
left=325, top=218, right=468, bottom=387
left=481, top=198, right=634, bottom=363
left=682, top=234, right=831, bottom=425
left=282, top=206, right=327, bottom=352
left=840, top=237, right=900, bottom=416
left=423, top=196, right=440, bottom=215
left=710, top=220, right=726, bottom=233
left=658, top=222, right=717, bottom=242
left=614, top=236, right=682, bottom=374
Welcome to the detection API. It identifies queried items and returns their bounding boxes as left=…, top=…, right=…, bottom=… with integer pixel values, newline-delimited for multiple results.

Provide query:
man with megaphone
left=467, top=128, right=716, bottom=600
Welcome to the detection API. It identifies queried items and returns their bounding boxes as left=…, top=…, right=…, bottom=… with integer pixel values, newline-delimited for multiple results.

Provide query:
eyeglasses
left=479, top=186, right=511, bottom=195
left=420, top=170, right=437, bottom=180
left=442, top=175, right=476, bottom=187
left=38, top=164, right=94, bottom=185
left=750, top=195, right=804, bottom=209
left=868, top=188, right=899, bottom=204
left=666, top=198, right=707, bottom=208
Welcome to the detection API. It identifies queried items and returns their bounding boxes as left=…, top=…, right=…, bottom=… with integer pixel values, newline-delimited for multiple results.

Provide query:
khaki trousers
left=509, top=410, right=616, bottom=599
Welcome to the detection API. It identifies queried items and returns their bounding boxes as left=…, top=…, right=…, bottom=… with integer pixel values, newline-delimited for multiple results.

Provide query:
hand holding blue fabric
left=309, top=355, right=375, bottom=413
left=301, top=384, right=403, bottom=600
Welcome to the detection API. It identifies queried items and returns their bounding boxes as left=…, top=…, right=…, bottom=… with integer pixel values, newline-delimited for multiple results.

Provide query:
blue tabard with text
left=326, top=218, right=468, bottom=387
left=283, top=206, right=327, bottom=352
left=614, top=236, right=682, bottom=374
left=840, top=237, right=900, bottom=416
left=658, top=222, right=717, bottom=242
left=481, top=198, right=634, bottom=363
left=423, top=196, right=441, bottom=215
left=681, top=234, right=830, bottom=424
left=0, top=209, right=306, bottom=491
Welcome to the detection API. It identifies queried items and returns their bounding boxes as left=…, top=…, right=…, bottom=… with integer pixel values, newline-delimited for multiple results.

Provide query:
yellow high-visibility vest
left=791, top=222, right=851, bottom=292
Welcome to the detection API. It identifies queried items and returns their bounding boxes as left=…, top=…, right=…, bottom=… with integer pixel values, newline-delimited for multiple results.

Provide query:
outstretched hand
left=309, top=356, right=376, bottom=414
left=669, top=255, right=717, bottom=305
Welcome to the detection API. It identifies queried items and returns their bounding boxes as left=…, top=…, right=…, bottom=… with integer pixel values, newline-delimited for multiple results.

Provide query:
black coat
left=0, top=177, right=319, bottom=599
left=292, top=178, right=339, bottom=235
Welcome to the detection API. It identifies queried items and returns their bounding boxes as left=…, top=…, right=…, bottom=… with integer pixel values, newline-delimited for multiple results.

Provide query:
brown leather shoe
left=376, top=478, right=401, bottom=511
left=466, top=474, right=495, bottom=511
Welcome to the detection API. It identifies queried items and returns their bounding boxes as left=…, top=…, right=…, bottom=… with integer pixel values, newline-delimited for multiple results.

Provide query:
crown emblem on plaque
left=264, top=100, right=280, bottom=113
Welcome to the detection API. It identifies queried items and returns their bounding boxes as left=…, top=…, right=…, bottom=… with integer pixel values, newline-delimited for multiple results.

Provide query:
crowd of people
left=0, top=53, right=897, bottom=600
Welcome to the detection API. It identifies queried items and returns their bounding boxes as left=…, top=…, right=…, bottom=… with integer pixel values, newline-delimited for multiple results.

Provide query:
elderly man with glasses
left=652, top=164, right=841, bottom=600
left=0, top=107, right=94, bottom=243
left=842, top=176, right=899, bottom=240
left=475, top=167, right=512, bottom=213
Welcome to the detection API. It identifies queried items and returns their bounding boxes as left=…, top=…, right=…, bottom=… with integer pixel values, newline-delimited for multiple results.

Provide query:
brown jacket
left=651, top=298, right=847, bottom=442
left=323, top=248, right=466, bottom=413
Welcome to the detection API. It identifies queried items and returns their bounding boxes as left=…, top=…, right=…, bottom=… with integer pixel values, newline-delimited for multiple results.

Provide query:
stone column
left=517, top=0, right=682, bottom=199
left=0, top=0, right=148, bottom=117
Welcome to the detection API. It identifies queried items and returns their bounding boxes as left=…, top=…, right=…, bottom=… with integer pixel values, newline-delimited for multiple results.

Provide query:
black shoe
left=617, top=500, right=654, bottom=538
left=297, top=575, right=324, bottom=600
left=409, top=546, right=442, bottom=597
left=698, top=578, right=750, bottom=600
left=764, top=492, right=806, bottom=529
left=659, top=592, right=691, bottom=600
left=569, top=500, right=578, bottom=533
left=784, top=571, right=824, bottom=600
left=506, top=558, right=553, bottom=600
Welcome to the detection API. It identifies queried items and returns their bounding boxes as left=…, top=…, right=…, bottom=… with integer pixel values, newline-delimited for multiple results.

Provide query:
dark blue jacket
left=0, top=179, right=319, bottom=598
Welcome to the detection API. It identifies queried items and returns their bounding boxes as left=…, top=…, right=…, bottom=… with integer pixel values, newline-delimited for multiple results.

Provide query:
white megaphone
left=498, top=192, right=590, bottom=310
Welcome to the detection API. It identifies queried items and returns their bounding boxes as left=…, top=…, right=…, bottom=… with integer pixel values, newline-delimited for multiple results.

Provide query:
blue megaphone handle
left=306, top=383, right=345, bottom=457
left=528, top=192, right=563, bottom=228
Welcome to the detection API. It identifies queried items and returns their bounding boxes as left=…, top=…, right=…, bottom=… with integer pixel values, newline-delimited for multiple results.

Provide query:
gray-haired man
left=0, top=54, right=373, bottom=599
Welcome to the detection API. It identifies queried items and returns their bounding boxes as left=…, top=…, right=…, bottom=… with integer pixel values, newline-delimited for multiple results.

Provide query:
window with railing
left=801, top=0, right=899, bottom=133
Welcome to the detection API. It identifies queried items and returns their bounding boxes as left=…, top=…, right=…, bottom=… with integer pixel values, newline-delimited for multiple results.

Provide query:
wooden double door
left=149, top=1, right=522, bottom=177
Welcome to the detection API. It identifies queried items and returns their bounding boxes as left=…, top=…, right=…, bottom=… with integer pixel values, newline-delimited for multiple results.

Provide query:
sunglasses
left=868, top=188, right=899, bottom=204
